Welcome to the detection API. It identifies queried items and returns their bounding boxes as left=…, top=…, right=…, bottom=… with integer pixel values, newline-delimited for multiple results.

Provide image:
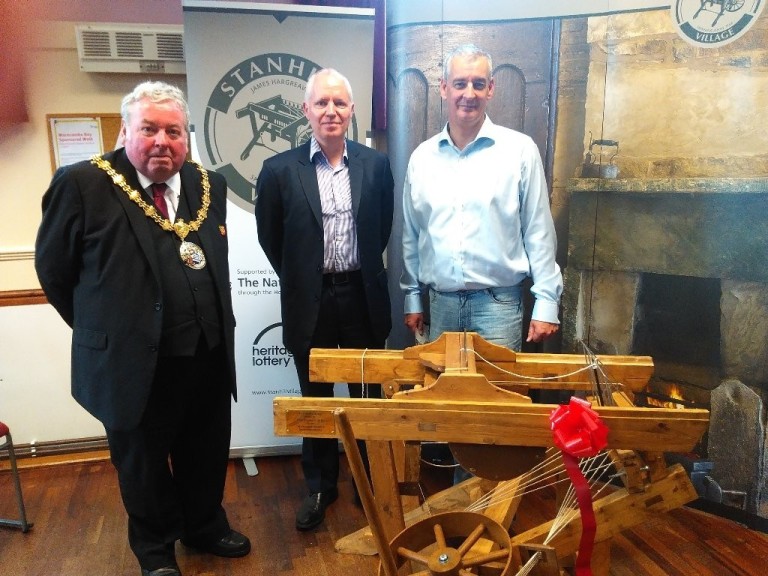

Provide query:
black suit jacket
left=255, top=140, right=394, bottom=354
left=35, top=148, right=237, bottom=431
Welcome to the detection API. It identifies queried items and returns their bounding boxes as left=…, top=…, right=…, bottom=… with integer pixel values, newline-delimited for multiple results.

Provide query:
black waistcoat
left=145, top=188, right=223, bottom=356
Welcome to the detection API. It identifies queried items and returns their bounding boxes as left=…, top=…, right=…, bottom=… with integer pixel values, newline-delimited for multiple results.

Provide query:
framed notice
left=47, top=113, right=122, bottom=172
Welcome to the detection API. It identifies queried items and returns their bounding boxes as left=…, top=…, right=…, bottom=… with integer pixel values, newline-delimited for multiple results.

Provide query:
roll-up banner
left=183, top=0, right=375, bottom=459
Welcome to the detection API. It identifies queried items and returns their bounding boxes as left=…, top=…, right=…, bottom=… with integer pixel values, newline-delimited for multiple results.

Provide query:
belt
left=323, top=270, right=362, bottom=285
left=430, top=284, right=521, bottom=295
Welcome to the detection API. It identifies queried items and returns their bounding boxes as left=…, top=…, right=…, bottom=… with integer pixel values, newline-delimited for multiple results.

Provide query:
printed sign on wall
left=672, top=0, right=765, bottom=47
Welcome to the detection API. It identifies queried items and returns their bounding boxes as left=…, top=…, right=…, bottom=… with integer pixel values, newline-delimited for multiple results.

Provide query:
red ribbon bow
left=550, top=396, right=608, bottom=458
left=549, top=397, right=609, bottom=576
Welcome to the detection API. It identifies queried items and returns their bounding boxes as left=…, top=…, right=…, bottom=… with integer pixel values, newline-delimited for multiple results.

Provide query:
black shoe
left=141, top=568, right=181, bottom=576
left=181, top=529, right=251, bottom=558
left=295, top=488, right=339, bottom=531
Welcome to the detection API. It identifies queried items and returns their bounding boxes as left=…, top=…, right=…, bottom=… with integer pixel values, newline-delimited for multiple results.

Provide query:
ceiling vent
left=75, top=23, right=185, bottom=74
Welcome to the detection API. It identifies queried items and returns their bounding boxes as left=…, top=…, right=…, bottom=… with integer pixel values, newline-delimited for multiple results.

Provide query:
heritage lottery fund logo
left=672, top=0, right=765, bottom=47
left=201, top=52, right=359, bottom=212
left=250, top=323, right=299, bottom=398
left=251, top=323, right=293, bottom=369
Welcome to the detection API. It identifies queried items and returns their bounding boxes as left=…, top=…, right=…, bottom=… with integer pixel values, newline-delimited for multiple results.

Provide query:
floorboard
left=1, top=455, right=766, bottom=575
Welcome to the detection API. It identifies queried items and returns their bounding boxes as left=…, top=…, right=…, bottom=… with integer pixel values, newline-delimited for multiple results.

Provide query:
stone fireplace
left=562, top=177, right=768, bottom=523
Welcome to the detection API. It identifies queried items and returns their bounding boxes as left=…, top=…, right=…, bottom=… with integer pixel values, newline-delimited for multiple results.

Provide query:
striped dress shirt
left=310, top=137, right=360, bottom=273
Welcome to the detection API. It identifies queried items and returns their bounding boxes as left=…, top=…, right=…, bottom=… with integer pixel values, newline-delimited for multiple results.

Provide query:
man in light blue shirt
left=401, top=44, right=562, bottom=351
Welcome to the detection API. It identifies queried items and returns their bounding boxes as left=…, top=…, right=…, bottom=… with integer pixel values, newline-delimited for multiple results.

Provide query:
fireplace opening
left=628, top=273, right=723, bottom=459
left=632, top=273, right=721, bottom=368
left=630, top=273, right=721, bottom=411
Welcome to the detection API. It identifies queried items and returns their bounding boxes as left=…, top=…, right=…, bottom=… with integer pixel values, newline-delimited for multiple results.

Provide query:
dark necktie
left=151, top=183, right=170, bottom=220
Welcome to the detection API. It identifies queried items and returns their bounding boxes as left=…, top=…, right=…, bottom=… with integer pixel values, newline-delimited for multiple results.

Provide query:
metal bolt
left=438, top=553, right=449, bottom=564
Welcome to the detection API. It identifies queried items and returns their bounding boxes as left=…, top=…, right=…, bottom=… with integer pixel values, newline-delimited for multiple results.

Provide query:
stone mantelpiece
left=566, top=178, right=768, bottom=284
left=568, top=178, right=768, bottom=194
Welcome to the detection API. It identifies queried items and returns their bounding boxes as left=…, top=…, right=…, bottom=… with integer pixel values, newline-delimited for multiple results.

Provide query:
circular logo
left=672, top=0, right=765, bottom=47
left=201, top=53, right=359, bottom=212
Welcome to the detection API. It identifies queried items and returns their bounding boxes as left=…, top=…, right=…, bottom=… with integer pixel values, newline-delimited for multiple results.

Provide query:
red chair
left=0, top=421, right=33, bottom=532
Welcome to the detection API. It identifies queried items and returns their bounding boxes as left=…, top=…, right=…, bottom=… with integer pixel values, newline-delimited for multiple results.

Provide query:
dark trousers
left=105, top=343, right=232, bottom=570
left=292, top=274, right=383, bottom=494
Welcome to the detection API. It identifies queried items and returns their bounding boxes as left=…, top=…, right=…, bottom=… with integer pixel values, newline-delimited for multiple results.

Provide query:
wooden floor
left=1, top=453, right=767, bottom=576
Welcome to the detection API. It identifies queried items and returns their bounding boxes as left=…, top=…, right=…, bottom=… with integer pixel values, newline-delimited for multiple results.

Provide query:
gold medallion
left=179, top=240, right=207, bottom=270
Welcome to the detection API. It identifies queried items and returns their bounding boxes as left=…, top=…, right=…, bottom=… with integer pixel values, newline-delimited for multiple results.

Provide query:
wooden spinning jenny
left=273, top=332, right=710, bottom=576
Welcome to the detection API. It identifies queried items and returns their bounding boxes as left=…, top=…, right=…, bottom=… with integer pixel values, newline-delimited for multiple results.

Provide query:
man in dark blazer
left=255, top=69, right=394, bottom=531
left=35, top=81, right=249, bottom=576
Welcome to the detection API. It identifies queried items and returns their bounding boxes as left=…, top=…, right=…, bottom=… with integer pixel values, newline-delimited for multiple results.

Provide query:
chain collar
left=90, top=154, right=211, bottom=241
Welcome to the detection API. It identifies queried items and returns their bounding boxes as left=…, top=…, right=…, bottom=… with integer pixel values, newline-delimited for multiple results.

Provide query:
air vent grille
left=115, top=32, right=145, bottom=58
left=80, top=30, right=111, bottom=58
left=156, top=34, right=185, bottom=60
left=75, top=23, right=185, bottom=74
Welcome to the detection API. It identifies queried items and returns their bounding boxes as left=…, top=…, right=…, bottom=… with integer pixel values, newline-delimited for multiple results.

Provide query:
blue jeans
left=427, top=286, right=524, bottom=352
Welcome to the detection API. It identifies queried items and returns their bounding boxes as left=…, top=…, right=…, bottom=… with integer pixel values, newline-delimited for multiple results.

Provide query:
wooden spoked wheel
left=378, top=511, right=514, bottom=576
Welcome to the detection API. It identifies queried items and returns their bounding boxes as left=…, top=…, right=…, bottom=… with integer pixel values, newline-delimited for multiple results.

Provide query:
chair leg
left=0, top=431, right=33, bottom=532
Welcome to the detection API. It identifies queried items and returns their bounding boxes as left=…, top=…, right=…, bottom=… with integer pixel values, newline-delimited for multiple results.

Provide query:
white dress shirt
left=401, top=116, right=562, bottom=323
left=138, top=172, right=182, bottom=222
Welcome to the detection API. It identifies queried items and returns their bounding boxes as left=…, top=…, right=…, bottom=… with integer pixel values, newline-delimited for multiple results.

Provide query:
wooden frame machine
left=273, top=332, right=709, bottom=576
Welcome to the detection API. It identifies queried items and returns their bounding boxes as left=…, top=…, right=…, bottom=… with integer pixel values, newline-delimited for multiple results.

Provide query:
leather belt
left=323, top=270, right=362, bottom=285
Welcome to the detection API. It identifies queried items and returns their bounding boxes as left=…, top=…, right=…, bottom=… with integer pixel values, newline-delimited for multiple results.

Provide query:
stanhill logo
left=201, top=52, right=359, bottom=212
left=672, top=0, right=764, bottom=47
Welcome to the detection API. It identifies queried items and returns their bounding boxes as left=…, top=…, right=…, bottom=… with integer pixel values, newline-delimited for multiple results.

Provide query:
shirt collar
left=309, top=136, right=349, bottom=165
left=438, top=115, right=496, bottom=152
left=137, top=171, right=182, bottom=197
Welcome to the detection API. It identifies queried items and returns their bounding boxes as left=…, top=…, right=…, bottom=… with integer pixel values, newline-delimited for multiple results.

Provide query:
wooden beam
left=333, top=410, right=400, bottom=576
left=510, top=465, right=698, bottom=559
left=273, top=397, right=709, bottom=453
left=309, top=347, right=654, bottom=392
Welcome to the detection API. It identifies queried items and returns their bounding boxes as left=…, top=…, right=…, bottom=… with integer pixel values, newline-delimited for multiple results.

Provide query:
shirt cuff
left=404, top=291, right=424, bottom=315
left=531, top=299, right=560, bottom=325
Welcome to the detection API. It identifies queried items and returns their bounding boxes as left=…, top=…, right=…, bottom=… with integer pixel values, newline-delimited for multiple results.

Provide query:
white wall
left=0, top=304, right=104, bottom=444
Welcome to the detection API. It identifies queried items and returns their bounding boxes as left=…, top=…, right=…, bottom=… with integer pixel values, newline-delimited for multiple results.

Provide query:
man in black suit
left=255, top=68, right=394, bottom=531
left=35, top=81, right=250, bottom=576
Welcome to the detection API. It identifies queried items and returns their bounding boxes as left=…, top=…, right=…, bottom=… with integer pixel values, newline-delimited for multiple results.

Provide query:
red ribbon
left=549, top=397, right=609, bottom=576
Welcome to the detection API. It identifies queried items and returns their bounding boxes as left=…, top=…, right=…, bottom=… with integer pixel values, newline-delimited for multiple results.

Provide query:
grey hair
left=120, top=81, right=190, bottom=131
left=442, top=44, right=494, bottom=81
left=304, top=68, right=354, bottom=104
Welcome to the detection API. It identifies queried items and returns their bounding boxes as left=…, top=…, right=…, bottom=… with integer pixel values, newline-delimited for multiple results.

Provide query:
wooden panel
left=273, top=396, right=709, bottom=452
left=309, top=346, right=655, bottom=391
left=489, top=64, right=526, bottom=131
left=0, top=289, right=47, bottom=307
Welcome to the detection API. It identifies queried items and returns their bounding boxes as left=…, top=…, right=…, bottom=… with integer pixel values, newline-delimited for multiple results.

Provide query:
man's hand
left=404, top=313, right=424, bottom=336
left=526, top=320, right=559, bottom=343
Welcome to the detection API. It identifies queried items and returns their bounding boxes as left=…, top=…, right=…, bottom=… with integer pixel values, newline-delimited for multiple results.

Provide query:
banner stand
left=183, top=1, right=375, bottom=462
